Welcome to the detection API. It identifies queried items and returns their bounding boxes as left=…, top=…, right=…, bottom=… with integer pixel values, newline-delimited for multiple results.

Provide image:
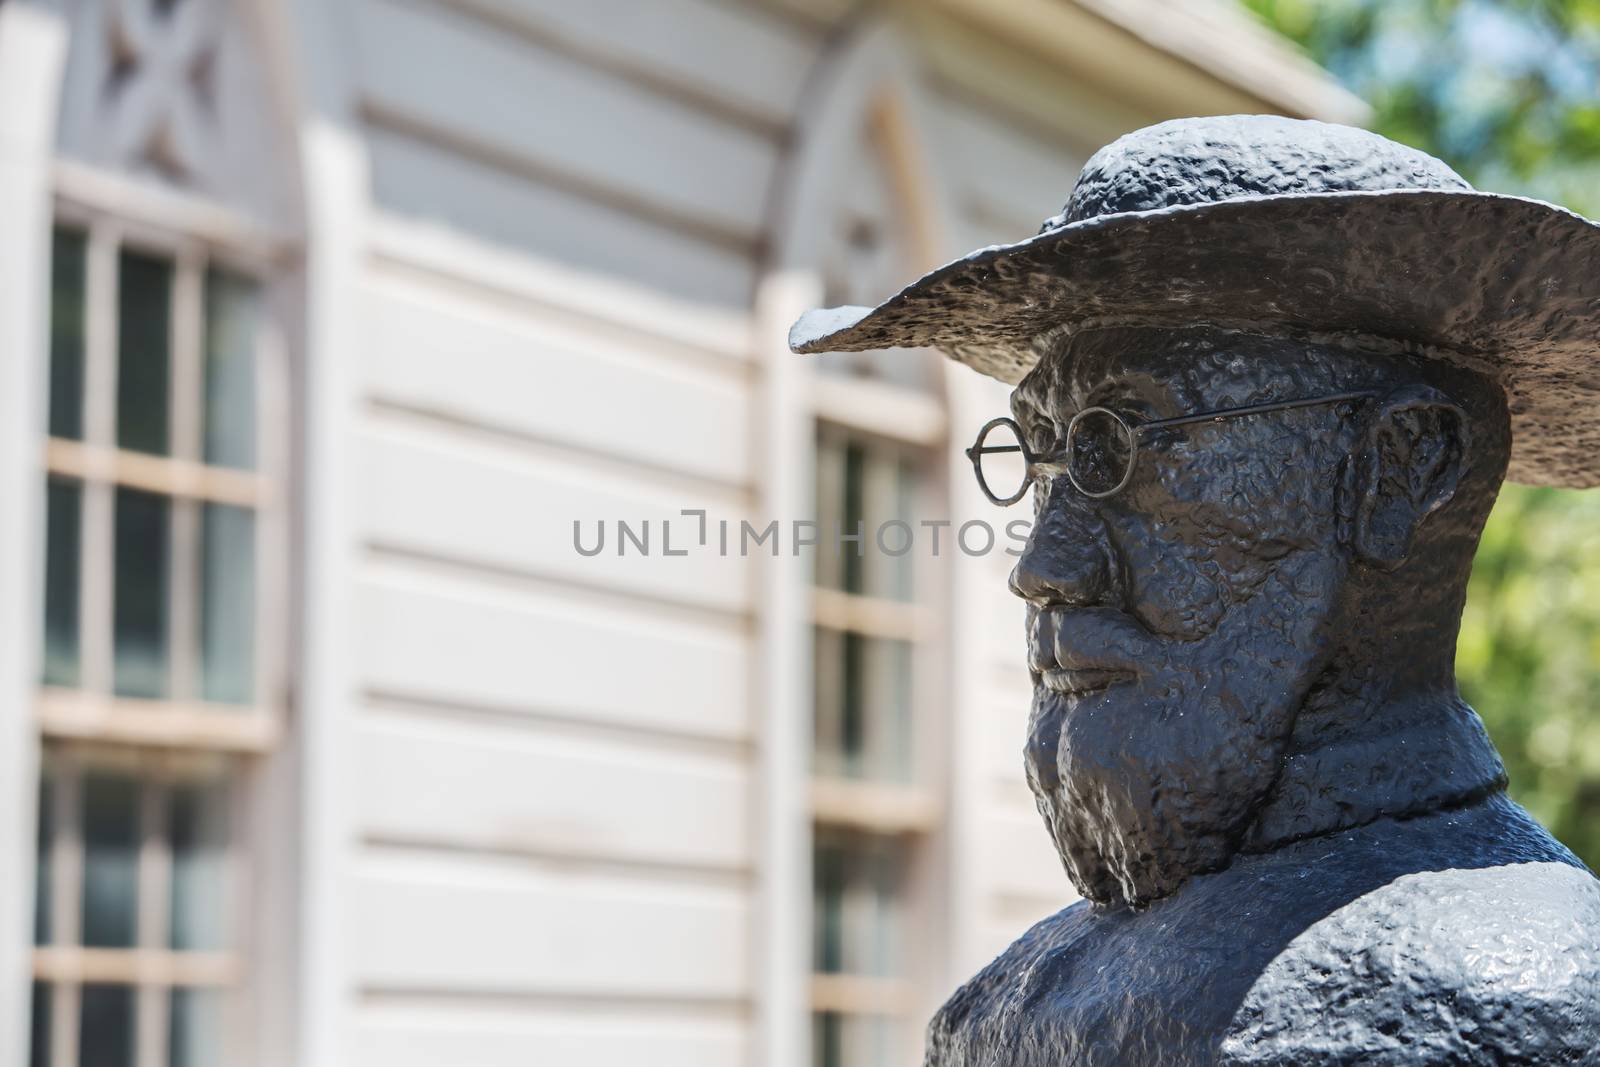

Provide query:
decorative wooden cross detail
left=99, top=0, right=222, bottom=184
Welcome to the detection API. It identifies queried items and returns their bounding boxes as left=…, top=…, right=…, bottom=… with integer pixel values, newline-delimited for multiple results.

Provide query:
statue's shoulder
left=1222, top=860, right=1600, bottom=1065
left=926, top=800, right=1600, bottom=1067
left=925, top=899, right=1100, bottom=1067
left=925, top=897, right=1224, bottom=1067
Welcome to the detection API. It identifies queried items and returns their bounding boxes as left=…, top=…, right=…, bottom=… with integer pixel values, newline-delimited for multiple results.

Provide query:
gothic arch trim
left=769, top=18, right=955, bottom=277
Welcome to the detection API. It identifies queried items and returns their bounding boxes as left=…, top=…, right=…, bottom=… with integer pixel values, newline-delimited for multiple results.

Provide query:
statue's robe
left=927, top=793, right=1600, bottom=1066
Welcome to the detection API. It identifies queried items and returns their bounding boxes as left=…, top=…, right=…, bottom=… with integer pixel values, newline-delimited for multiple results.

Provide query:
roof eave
left=926, top=0, right=1371, bottom=127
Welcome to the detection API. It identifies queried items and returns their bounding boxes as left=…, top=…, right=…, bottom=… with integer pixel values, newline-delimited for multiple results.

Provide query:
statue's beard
left=1025, top=558, right=1339, bottom=909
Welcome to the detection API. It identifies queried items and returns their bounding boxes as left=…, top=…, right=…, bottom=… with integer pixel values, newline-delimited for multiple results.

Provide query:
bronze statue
left=792, top=116, right=1600, bottom=1065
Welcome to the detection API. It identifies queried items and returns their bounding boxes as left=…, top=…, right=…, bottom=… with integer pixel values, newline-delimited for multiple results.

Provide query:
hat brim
left=789, top=189, right=1600, bottom=488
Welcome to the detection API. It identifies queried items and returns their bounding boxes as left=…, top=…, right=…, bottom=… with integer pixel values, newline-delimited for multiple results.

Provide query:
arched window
left=30, top=2, right=296, bottom=1065
left=765, top=25, right=956, bottom=1067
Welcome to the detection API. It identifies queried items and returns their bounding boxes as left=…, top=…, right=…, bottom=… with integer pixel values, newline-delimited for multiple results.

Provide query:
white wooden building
left=0, top=2, right=1362, bottom=1065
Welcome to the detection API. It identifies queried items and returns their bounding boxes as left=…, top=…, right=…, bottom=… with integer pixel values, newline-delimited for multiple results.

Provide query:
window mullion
left=169, top=249, right=204, bottom=704
left=841, top=846, right=868, bottom=977
left=226, top=763, right=255, bottom=1067
left=136, top=780, right=173, bottom=1067
left=255, top=319, right=288, bottom=713
left=862, top=451, right=897, bottom=781
left=79, top=224, right=119, bottom=696
left=169, top=498, right=200, bottom=704
left=47, top=756, right=83, bottom=1067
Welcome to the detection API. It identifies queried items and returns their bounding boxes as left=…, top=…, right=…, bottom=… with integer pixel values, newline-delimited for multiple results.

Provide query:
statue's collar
left=1241, top=698, right=1508, bottom=854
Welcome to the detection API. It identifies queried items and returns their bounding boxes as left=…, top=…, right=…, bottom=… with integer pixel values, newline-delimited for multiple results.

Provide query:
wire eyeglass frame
left=966, top=390, right=1377, bottom=505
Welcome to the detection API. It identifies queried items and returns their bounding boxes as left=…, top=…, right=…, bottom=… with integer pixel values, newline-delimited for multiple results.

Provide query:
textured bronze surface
left=791, top=116, right=1600, bottom=1065
left=790, top=116, right=1600, bottom=488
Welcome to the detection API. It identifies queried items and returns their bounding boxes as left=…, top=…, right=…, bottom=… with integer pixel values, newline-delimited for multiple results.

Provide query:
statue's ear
left=1343, top=385, right=1469, bottom=570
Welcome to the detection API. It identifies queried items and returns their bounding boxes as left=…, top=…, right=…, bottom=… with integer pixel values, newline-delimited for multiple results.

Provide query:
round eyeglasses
left=966, top=391, right=1376, bottom=505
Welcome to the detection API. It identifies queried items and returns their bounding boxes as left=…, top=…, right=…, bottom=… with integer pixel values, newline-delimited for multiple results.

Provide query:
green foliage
left=1460, top=489, right=1600, bottom=862
left=1245, top=0, right=1600, bottom=213
left=1247, top=0, right=1600, bottom=866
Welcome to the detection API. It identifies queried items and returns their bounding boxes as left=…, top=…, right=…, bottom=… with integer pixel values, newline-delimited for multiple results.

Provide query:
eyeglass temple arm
left=1135, top=390, right=1376, bottom=434
left=965, top=391, right=1376, bottom=464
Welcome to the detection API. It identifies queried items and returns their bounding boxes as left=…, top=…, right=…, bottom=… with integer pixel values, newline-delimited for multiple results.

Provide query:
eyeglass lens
left=969, top=411, right=1140, bottom=505
left=1066, top=408, right=1136, bottom=497
left=971, top=418, right=1030, bottom=506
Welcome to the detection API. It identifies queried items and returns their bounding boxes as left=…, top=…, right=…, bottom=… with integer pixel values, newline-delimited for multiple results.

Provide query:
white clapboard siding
left=353, top=850, right=750, bottom=998
left=915, top=15, right=1150, bottom=165
left=438, top=0, right=816, bottom=128
left=354, top=1007, right=748, bottom=1067
left=983, top=584, right=1030, bottom=678
left=733, top=0, right=855, bottom=32
left=355, top=706, right=752, bottom=870
left=980, top=804, right=1074, bottom=905
left=365, top=126, right=755, bottom=307
left=362, top=275, right=752, bottom=487
left=975, top=882, right=1076, bottom=974
left=945, top=213, right=1031, bottom=278
left=358, top=417, right=751, bottom=615
left=976, top=909, right=1053, bottom=972
left=357, top=571, right=751, bottom=741
left=931, top=90, right=1086, bottom=236
left=355, top=0, right=778, bottom=242
left=981, top=691, right=1032, bottom=792
left=369, top=211, right=754, bottom=363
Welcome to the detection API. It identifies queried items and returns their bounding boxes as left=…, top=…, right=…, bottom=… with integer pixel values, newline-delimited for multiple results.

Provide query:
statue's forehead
left=1015, top=327, right=1354, bottom=417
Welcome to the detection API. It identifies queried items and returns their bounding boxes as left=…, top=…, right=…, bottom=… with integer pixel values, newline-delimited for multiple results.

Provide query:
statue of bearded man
left=792, top=116, right=1600, bottom=1066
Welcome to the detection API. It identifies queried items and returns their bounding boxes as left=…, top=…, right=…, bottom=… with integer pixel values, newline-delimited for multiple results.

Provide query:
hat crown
left=1044, top=115, right=1471, bottom=231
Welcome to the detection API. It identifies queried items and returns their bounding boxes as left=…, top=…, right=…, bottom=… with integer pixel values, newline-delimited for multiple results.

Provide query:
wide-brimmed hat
left=789, top=115, right=1600, bottom=488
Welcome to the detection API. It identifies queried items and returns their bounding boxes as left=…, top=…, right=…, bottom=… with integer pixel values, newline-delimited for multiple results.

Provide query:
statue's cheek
left=1119, top=534, right=1230, bottom=638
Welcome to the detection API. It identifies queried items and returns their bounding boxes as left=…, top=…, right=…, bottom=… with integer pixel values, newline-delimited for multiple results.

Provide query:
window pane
left=812, top=1012, right=899, bottom=1067
left=116, top=249, right=173, bottom=456
left=814, top=430, right=844, bottom=591
left=80, top=984, right=135, bottom=1067
left=43, top=477, right=83, bottom=687
left=200, top=504, right=254, bottom=705
left=113, top=488, right=170, bottom=699
left=169, top=987, right=223, bottom=1067
left=170, top=781, right=229, bottom=951
left=812, top=627, right=844, bottom=779
left=812, top=831, right=905, bottom=977
left=889, top=455, right=917, bottom=601
left=35, top=776, right=52, bottom=945
left=813, top=428, right=921, bottom=602
left=29, top=982, right=49, bottom=1067
left=82, top=774, right=139, bottom=948
left=812, top=627, right=913, bottom=782
left=842, top=441, right=866, bottom=594
left=814, top=433, right=871, bottom=596
left=813, top=1010, right=841, bottom=1067
left=203, top=268, right=259, bottom=470
left=49, top=228, right=88, bottom=440
left=873, top=638, right=912, bottom=782
left=841, top=632, right=864, bottom=770
left=814, top=839, right=844, bottom=973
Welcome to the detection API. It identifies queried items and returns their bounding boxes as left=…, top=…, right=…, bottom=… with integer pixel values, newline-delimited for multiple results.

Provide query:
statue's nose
left=1008, top=484, right=1115, bottom=607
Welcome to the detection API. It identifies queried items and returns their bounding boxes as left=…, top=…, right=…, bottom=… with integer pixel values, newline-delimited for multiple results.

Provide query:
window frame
left=807, top=411, right=951, bottom=1066
left=42, top=173, right=292, bottom=753
left=34, top=747, right=247, bottom=1067
left=32, top=163, right=295, bottom=1067
left=800, top=93, right=955, bottom=1064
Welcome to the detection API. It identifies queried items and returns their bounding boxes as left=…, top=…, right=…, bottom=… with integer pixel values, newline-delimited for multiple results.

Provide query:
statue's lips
left=1030, top=607, right=1154, bottom=685
left=1039, top=667, right=1130, bottom=696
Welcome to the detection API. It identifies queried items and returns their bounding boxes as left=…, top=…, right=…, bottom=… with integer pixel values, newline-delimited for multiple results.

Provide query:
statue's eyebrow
left=1082, top=377, right=1154, bottom=413
left=1009, top=388, right=1046, bottom=428
left=1083, top=373, right=1190, bottom=420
